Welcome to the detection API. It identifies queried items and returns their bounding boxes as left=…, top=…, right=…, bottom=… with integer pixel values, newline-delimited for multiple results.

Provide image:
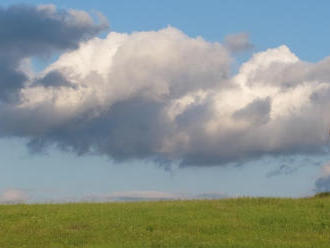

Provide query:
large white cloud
left=1, top=6, right=330, bottom=166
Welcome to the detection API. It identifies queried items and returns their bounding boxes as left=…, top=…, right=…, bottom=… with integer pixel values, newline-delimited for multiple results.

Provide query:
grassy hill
left=0, top=196, right=329, bottom=248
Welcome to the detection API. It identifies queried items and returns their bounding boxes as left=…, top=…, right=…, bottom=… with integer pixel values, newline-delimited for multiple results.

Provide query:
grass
left=0, top=196, right=329, bottom=248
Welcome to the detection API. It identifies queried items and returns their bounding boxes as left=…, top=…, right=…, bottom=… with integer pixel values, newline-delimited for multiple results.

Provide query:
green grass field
left=0, top=196, right=329, bottom=248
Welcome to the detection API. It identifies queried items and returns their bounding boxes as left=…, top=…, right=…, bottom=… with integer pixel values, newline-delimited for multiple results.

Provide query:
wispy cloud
left=66, top=191, right=230, bottom=203
left=266, top=164, right=299, bottom=178
left=0, top=189, right=229, bottom=204
left=82, top=191, right=184, bottom=202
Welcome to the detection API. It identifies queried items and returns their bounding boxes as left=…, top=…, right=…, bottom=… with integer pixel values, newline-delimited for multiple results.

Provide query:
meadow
left=0, top=195, right=329, bottom=248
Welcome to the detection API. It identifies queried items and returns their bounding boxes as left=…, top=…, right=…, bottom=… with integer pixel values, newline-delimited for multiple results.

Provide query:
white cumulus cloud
left=1, top=6, right=330, bottom=167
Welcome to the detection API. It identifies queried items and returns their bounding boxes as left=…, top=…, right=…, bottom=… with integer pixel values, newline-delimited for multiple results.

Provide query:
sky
left=1, top=1, right=330, bottom=203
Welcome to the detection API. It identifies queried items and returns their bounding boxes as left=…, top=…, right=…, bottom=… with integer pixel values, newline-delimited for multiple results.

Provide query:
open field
left=0, top=196, right=329, bottom=248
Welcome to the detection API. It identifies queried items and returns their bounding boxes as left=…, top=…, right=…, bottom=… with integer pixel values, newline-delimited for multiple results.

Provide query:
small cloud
left=0, top=189, right=29, bottom=204
left=314, top=163, right=330, bottom=193
left=224, top=32, right=253, bottom=53
left=0, top=4, right=108, bottom=102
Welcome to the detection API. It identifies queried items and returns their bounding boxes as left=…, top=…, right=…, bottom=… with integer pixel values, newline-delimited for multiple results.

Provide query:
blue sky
left=1, top=1, right=330, bottom=202
left=2, top=0, right=328, bottom=61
